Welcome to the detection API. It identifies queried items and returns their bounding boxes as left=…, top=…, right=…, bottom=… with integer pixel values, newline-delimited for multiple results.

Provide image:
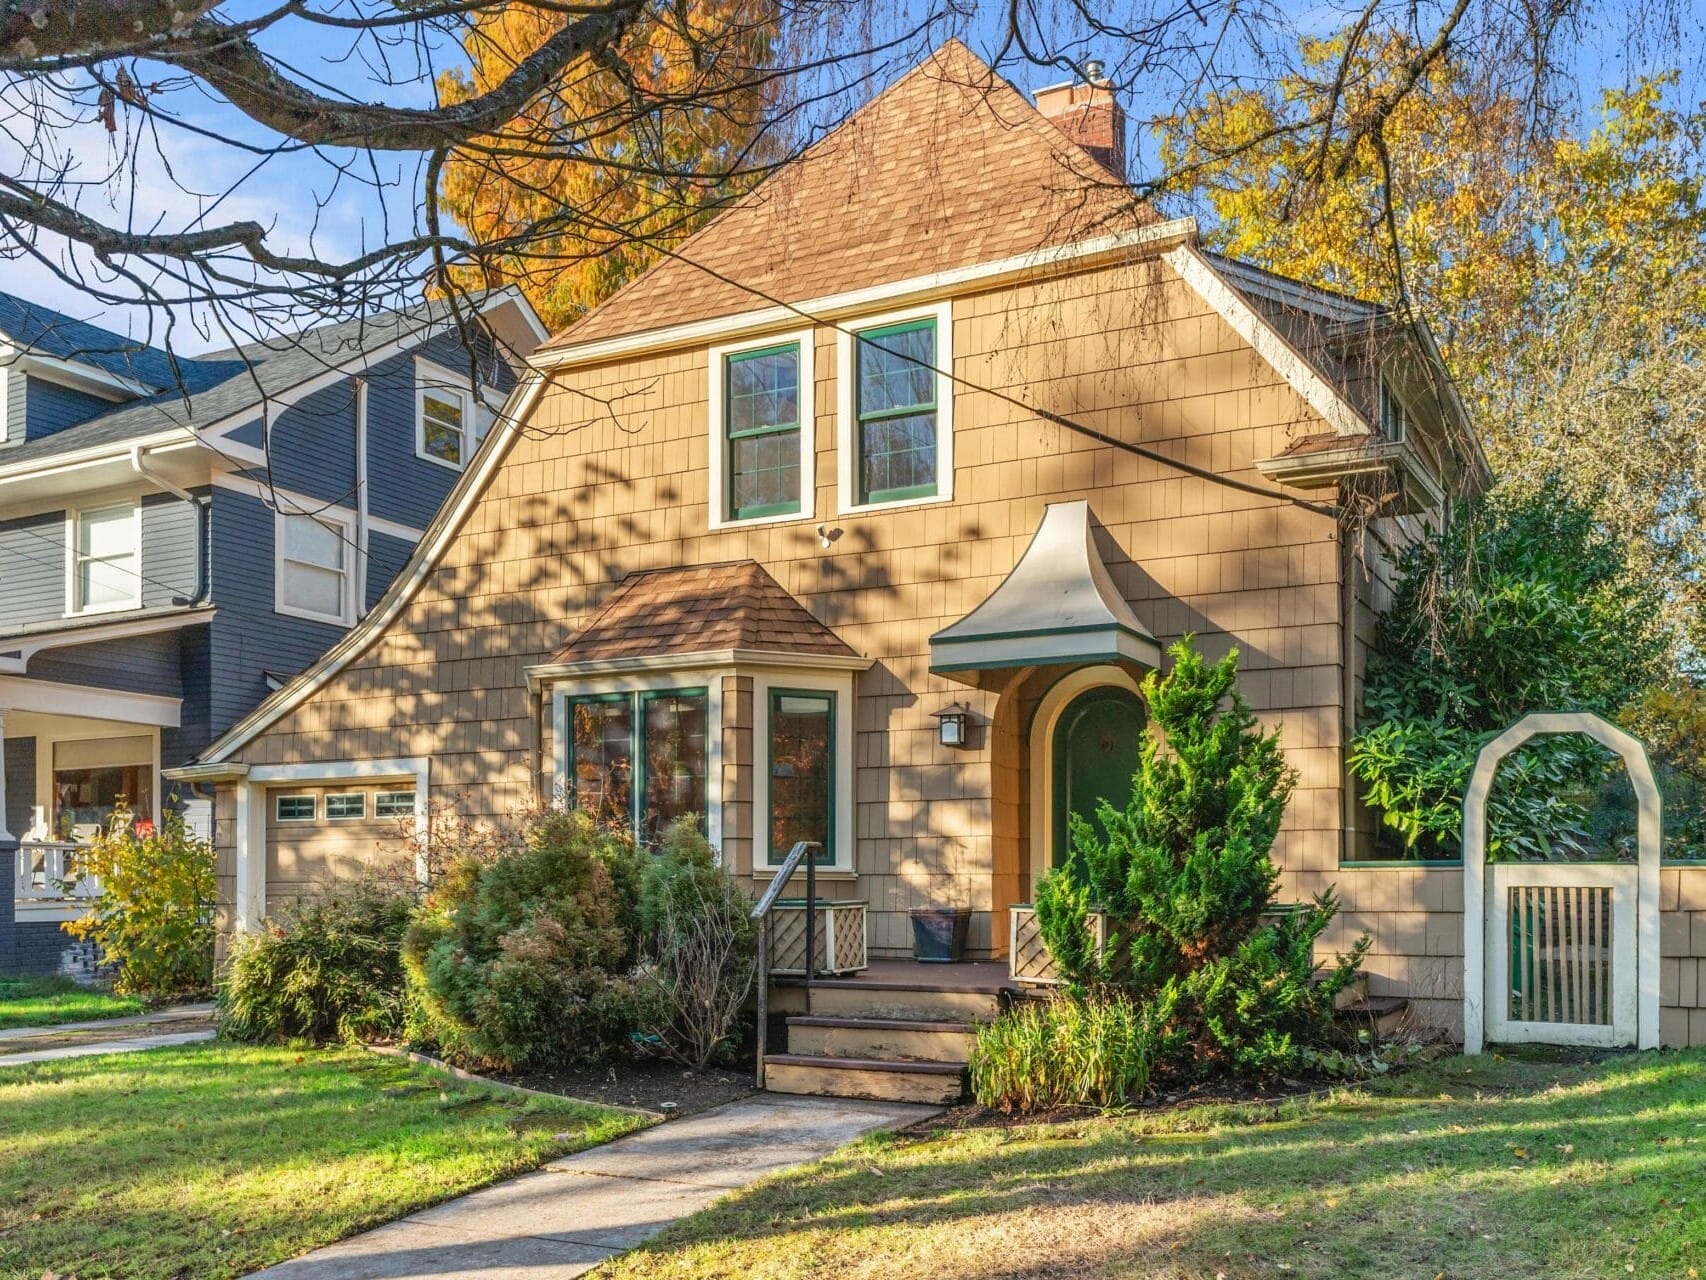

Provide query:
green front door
left=1051, top=685, right=1145, bottom=868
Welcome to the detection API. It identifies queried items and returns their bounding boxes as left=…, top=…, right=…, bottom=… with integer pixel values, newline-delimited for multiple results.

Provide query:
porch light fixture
left=934, top=703, right=972, bottom=749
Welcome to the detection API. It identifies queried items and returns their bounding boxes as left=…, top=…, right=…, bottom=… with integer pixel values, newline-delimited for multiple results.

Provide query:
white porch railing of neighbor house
left=14, top=841, right=100, bottom=903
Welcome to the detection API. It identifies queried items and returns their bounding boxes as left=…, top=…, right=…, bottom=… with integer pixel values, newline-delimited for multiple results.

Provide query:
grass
left=0, top=1041, right=647, bottom=1280
left=596, top=1048, right=1706, bottom=1280
left=0, top=974, right=144, bottom=1030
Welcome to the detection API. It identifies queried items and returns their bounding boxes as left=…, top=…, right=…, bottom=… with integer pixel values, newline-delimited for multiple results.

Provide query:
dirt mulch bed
left=495, top=1055, right=759, bottom=1118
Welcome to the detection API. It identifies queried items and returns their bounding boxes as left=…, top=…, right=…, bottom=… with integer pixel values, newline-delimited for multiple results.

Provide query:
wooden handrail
left=751, top=840, right=823, bottom=1088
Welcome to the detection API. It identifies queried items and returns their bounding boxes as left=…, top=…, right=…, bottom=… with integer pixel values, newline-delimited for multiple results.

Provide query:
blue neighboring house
left=0, top=288, right=544, bottom=972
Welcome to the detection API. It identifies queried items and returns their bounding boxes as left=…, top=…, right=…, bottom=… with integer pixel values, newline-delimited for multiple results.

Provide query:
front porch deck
left=773, top=958, right=1016, bottom=995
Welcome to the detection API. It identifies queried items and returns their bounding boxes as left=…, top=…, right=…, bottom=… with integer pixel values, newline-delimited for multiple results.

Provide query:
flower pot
left=909, top=907, right=971, bottom=963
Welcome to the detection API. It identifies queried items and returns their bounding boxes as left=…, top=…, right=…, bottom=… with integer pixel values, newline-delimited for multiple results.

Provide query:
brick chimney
left=1034, top=61, right=1127, bottom=178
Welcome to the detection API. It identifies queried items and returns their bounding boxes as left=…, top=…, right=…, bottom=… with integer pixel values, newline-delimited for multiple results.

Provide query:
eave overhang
left=1255, top=435, right=1446, bottom=514
left=929, top=500, right=1161, bottom=691
left=525, top=647, right=873, bottom=693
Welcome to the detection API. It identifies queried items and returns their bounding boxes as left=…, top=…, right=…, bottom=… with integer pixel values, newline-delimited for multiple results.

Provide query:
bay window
left=567, top=689, right=708, bottom=844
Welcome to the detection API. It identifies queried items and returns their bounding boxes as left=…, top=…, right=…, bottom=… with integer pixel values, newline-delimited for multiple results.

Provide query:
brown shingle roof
left=548, top=561, right=858, bottom=664
left=541, top=39, right=1153, bottom=350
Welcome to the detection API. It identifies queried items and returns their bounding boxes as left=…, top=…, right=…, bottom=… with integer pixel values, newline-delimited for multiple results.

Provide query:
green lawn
left=0, top=974, right=144, bottom=1030
left=598, top=1048, right=1706, bottom=1280
left=0, top=1041, right=647, bottom=1280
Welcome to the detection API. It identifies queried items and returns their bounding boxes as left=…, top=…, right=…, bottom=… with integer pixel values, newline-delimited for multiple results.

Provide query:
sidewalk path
left=0, top=1003, right=217, bottom=1066
left=251, top=1093, right=939, bottom=1280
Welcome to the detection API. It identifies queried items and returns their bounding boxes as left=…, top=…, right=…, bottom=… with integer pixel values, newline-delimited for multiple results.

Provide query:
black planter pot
left=909, top=907, right=971, bottom=963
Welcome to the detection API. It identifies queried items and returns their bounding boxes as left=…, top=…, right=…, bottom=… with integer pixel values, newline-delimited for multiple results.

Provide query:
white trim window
left=1378, top=375, right=1410, bottom=444
left=275, top=510, right=353, bottom=625
left=374, top=790, right=415, bottom=819
left=68, top=501, right=141, bottom=614
left=415, top=358, right=475, bottom=470
left=325, top=792, right=367, bottom=820
left=275, top=794, right=315, bottom=822
left=707, top=329, right=815, bottom=528
left=836, top=301, right=953, bottom=514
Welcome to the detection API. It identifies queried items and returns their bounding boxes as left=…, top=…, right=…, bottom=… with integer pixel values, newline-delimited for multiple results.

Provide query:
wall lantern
left=933, top=703, right=973, bottom=749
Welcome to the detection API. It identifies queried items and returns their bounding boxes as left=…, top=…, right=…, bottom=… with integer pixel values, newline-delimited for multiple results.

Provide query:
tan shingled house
left=173, top=41, right=1706, bottom=1083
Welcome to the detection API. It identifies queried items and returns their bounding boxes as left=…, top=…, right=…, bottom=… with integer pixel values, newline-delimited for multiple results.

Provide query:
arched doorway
left=1028, top=667, right=1146, bottom=882
left=1462, top=712, right=1661, bottom=1054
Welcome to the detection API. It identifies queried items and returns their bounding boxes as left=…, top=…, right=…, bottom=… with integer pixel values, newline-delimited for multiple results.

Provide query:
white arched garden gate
left=1462, top=712, right=1661, bottom=1055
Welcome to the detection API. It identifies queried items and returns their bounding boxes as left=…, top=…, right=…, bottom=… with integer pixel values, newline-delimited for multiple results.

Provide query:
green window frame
left=725, top=342, right=802, bottom=520
left=854, top=318, right=938, bottom=505
left=767, top=688, right=836, bottom=866
left=565, top=688, right=709, bottom=845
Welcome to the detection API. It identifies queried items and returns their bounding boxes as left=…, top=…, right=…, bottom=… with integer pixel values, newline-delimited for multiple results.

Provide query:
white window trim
left=414, top=356, right=475, bottom=471
left=274, top=794, right=317, bottom=823
left=707, top=328, right=816, bottom=530
left=550, top=672, right=728, bottom=854
left=324, top=792, right=367, bottom=821
left=374, top=790, right=415, bottom=819
left=752, top=667, right=856, bottom=874
left=835, top=300, right=954, bottom=516
left=64, top=499, right=143, bottom=617
left=273, top=507, right=356, bottom=627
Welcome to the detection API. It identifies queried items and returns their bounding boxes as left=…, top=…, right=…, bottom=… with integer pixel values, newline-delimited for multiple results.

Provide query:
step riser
left=764, top=1061, right=965, bottom=1105
left=787, top=1024, right=976, bottom=1063
left=777, top=986, right=1002, bottom=1022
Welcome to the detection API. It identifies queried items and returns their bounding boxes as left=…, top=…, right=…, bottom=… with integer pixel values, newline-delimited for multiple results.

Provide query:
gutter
left=131, top=443, right=209, bottom=605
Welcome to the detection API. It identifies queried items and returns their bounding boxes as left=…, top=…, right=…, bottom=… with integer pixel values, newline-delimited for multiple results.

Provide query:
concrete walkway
left=251, top=1093, right=938, bottom=1280
left=0, top=1001, right=213, bottom=1042
left=0, top=1003, right=217, bottom=1066
left=0, top=1028, right=216, bottom=1066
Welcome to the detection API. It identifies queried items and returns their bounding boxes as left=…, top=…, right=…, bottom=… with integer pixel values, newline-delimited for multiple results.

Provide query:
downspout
left=130, top=444, right=208, bottom=605
left=354, top=377, right=370, bottom=615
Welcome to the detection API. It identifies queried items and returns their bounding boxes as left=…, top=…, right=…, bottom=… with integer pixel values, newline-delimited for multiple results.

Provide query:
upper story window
left=1378, top=375, right=1410, bottom=444
left=565, top=688, right=709, bottom=846
left=416, top=358, right=475, bottom=470
left=837, top=302, right=953, bottom=513
left=708, top=330, right=814, bottom=528
left=69, top=502, right=140, bottom=614
left=275, top=510, right=352, bottom=626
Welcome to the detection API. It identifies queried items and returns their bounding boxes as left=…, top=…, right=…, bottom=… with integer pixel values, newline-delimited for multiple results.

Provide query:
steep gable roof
left=543, top=39, right=1152, bottom=350
left=547, top=561, right=858, bottom=665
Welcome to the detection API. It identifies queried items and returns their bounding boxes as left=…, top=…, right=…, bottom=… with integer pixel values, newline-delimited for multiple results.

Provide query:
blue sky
left=9, top=0, right=1703, bottom=354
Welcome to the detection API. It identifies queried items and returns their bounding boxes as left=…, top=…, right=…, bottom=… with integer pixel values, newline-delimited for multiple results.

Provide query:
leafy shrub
left=633, top=818, right=756, bottom=1067
left=1033, top=638, right=1364, bottom=1079
left=219, top=881, right=415, bottom=1044
left=402, top=809, right=646, bottom=1069
left=1349, top=486, right=1670, bottom=859
left=969, top=995, right=1152, bottom=1113
left=63, top=803, right=215, bottom=998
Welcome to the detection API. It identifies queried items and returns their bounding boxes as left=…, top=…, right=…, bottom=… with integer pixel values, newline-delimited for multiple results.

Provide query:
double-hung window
left=566, top=689, right=709, bottom=845
left=70, top=503, right=139, bottom=613
left=275, top=511, right=352, bottom=625
left=416, top=359, right=474, bottom=470
left=854, top=317, right=939, bottom=505
left=1377, top=376, right=1409, bottom=444
left=767, top=689, right=835, bottom=865
left=725, top=344, right=803, bottom=519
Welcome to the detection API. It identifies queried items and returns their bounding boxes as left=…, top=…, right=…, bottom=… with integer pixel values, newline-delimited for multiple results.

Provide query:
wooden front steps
left=763, top=961, right=1012, bottom=1105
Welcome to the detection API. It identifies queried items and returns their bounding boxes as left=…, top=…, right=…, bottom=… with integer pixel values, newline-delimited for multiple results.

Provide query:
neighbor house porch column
left=0, top=708, right=17, bottom=970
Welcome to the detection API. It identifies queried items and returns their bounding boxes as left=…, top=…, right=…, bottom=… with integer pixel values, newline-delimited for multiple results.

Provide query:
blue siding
left=140, top=490, right=204, bottom=608
left=23, top=375, right=116, bottom=441
left=0, top=510, right=66, bottom=626
left=29, top=629, right=185, bottom=698
left=365, top=530, right=417, bottom=612
left=225, top=417, right=266, bottom=451
left=3, top=735, right=33, bottom=837
left=162, top=624, right=213, bottom=771
left=207, top=486, right=347, bottom=735
left=258, top=377, right=361, bottom=506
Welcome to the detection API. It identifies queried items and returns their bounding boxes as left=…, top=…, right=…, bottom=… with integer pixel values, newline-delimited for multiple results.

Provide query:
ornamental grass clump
left=1032, top=638, right=1366, bottom=1080
left=969, top=994, right=1152, bottom=1113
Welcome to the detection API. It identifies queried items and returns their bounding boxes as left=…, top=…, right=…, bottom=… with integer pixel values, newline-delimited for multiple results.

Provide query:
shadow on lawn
left=608, top=1051, right=1704, bottom=1280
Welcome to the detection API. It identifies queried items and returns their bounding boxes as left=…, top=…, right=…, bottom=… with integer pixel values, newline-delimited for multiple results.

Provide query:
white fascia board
left=246, top=756, right=429, bottom=785
left=0, top=428, right=194, bottom=485
left=0, top=675, right=182, bottom=727
left=525, top=647, right=873, bottom=692
left=532, top=218, right=1201, bottom=371
left=197, top=371, right=549, bottom=764
left=162, top=761, right=251, bottom=783
left=1162, top=244, right=1371, bottom=438
left=17, top=351, right=154, bottom=400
